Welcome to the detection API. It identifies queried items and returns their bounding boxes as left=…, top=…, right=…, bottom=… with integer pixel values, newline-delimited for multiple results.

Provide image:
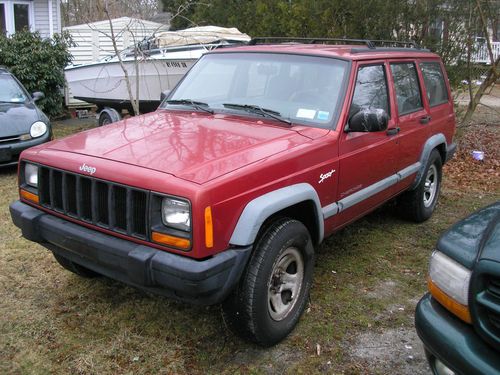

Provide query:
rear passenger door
left=389, top=61, right=430, bottom=187
left=419, top=60, right=454, bottom=144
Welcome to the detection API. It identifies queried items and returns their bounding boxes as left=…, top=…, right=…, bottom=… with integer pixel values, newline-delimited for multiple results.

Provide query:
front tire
left=222, top=218, right=314, bottom=346
left=400, top=149, right=442, bottom=222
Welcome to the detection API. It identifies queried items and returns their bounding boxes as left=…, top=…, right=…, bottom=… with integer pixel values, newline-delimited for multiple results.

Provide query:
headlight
left=428, top=250, right=472, bottom=323
left=161, top=198, right=191, bottom=231
left=30, top=121, right=47, bottom=138
left=25, top=163, right=38, bottom=188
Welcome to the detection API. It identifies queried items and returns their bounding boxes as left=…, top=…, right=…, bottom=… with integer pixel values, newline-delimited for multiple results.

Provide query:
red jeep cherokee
left=10, top=39, right=456, bottom=346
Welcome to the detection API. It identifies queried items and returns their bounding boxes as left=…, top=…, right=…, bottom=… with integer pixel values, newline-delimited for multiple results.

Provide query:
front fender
left=229, top=183, right=324, bottom=246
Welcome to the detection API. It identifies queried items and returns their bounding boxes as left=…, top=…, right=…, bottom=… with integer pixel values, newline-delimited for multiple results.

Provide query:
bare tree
left=462, top=0, right=500, bottom=124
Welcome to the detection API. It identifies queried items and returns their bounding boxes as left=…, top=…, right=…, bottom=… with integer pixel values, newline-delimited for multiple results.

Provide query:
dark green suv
left=415, top=201, right=500, bottom=375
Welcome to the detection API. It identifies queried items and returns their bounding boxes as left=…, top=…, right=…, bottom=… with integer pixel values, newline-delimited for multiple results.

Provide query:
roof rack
left=247, top=37, right=420, bottom=50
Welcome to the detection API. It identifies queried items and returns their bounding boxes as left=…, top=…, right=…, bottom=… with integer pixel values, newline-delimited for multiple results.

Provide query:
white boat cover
left=154, top=26, right=251, bottom=47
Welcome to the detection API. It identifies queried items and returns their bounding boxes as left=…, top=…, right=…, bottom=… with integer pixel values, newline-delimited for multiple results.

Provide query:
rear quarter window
left=420, top=62, right=449, bottom=106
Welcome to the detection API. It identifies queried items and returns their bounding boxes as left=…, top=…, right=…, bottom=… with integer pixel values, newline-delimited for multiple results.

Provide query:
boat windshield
left=163, top=52, right=349, bottom=128
left=0, top=75, right=28, bottom=103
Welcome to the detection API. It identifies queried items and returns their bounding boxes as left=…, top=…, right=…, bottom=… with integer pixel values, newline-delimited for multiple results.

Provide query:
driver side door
left=335, top=61, right=400, bottom=227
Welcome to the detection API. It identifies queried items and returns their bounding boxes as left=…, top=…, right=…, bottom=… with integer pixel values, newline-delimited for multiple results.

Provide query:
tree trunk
left=461, top=56, right=500, bottom=124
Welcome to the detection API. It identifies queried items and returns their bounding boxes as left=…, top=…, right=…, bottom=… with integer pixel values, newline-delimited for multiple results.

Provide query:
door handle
left=386, top=127, right=400, bottom=136
left=420, top=115, right=432, bottom=124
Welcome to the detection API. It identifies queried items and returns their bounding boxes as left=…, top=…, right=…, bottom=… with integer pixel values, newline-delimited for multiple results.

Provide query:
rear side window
left=420, top=62, right=449, bottom=106
left=391, top=63, right=423, bottom=115
left=350, top=64, right=389, bottom=117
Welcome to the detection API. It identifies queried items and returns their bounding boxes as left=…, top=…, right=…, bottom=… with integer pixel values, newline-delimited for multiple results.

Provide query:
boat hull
left=65, top=51, right=200, bottom=112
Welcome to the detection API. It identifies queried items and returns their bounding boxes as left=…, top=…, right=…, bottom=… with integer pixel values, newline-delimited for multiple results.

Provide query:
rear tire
left=53, top=253, right=100, bottom=278
left=222, top=218, right=314, bottom=346
left=399, top=149, right=442, bottom=222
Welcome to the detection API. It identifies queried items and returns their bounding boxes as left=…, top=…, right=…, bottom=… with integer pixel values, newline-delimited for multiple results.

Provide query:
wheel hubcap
left=267, top=247, right=304, bottom=321
left=423, top=164, right=438, bottom=208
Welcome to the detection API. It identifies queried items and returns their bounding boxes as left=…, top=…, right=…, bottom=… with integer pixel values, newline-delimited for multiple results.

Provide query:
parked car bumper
left=0, top=131, right=52, bottom=167
left=10, top=200, right=252, bottom=305
left=415, top=293, right=500, bottom=375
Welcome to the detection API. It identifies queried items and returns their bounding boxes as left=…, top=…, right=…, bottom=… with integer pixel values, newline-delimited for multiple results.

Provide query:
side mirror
left=347, top=108, right=388, bottom=132
left=32, top=92, right=45, bottom=102
left=160, top=90, right=171, bottom=102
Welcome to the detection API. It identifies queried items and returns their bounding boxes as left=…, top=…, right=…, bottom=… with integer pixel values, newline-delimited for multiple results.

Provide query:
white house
left=64, top=17, right=169, bottom=66
left=0, top=0, right=61, bottom=38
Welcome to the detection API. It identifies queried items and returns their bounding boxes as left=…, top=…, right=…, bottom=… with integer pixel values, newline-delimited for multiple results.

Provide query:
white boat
left=65, top=26, right=251, bottom=114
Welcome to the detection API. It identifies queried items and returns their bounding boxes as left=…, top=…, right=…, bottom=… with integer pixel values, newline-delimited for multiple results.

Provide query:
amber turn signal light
left=20, top=189, right=39, bottom=204
left=151, top=231, right=190, bottom=250
left=205, top=206, right=213, bottom=248
left=428, top=278, right=472, bottom=324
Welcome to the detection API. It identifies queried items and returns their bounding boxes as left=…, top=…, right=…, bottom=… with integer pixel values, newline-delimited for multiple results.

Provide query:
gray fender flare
left=229, top=183, right=324, bottom=246
left=411, top=133, right=447, bottom=190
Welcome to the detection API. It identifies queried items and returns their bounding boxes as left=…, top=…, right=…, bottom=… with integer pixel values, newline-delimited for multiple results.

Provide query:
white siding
left=33, top=0, right=61, bottom=38
left=65, top=17, right=168, bottom=66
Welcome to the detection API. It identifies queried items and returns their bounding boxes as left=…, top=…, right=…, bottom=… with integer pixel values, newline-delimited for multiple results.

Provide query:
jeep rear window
left=165, top=52, right=349, bottom=128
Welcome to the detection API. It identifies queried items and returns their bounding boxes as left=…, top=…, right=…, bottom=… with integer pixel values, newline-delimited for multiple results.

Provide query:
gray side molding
left=229, top=183, right=324, bottom=246
left=411, top=133, right=447, bottom=190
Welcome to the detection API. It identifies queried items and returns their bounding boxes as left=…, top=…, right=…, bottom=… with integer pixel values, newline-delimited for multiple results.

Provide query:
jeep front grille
left=38, top=166, right=149, bottom=239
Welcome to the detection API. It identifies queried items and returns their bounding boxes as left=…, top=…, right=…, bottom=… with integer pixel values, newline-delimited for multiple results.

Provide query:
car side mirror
left=160, top=90, right=171, bottom=102
left=32, top=92, right=45, bottom=102
left=347, top=108, right=388, bottom=132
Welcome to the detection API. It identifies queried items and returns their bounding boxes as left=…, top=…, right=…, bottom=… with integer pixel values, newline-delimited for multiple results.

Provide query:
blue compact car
left=0, top=67, right=52, bottom=167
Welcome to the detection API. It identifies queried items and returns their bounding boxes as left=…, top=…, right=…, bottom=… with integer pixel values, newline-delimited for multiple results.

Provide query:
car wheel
left=400, top=149, right=442, bottom=222
left=222, top=218, right=314, bottom=346
left=53, top=253, right=100, bottom=278
left=98, top=112, right=113, bottom=126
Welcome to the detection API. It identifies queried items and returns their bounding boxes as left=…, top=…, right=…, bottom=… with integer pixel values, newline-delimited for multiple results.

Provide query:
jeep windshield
left=162, top=52, right=349, bottom=128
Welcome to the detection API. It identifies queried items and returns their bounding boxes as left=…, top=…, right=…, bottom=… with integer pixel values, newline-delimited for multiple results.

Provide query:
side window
left=350, top=64, right=389, bottom=118
left=390, top=63, right=423, bottom=115
left=0, top=4, right=6, bottom=34
left=420, top=62, right=449, bottom=106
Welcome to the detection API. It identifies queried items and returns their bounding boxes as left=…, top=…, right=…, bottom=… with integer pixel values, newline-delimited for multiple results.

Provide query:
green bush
left=0, top=31, right=73, bottom=118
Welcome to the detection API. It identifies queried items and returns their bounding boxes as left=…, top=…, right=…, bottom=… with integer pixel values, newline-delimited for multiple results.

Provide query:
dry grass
left=0, top=119, right=499, bottom=374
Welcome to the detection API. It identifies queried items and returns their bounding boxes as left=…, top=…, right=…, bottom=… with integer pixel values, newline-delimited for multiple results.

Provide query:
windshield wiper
left=223, top=103, right=292, bottom=125
left=166, top=99, right=214, bottom=114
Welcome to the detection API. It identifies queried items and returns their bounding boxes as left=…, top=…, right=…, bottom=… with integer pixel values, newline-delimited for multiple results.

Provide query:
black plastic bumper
left=0, top=131, right=51, bottom=167
left=10, top=200, right=252, bottom=305
left=415, top=293, right=500, bottom=375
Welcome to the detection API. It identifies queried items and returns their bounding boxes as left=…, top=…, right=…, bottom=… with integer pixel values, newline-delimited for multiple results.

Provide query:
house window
left=0, top=1, right=33, bottom=35
left=0, top=4, right=6, bottom=34
left=13, top=3, right=29, bottom=32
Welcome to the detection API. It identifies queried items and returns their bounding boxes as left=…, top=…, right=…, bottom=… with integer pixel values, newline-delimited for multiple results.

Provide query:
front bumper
left=10, top=200, right=251, bottom=305
left=0, top=131, right=52, bottom=167
left=415, top=293, right=500, bottom=375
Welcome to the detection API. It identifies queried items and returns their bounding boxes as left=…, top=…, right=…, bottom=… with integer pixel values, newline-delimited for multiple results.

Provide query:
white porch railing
left=471, top=41, right=500, bottom=64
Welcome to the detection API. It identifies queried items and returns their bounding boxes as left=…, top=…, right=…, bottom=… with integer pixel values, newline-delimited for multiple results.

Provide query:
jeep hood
left=45, top=110, right=321, bottom=184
